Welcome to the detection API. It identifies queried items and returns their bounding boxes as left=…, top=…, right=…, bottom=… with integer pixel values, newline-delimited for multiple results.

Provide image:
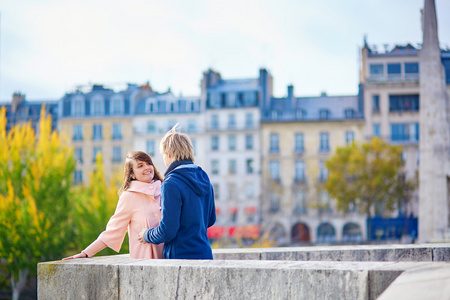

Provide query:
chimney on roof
left=286, top=85, right=294, bottom=111
left=12, top=92, right=25, bottom=113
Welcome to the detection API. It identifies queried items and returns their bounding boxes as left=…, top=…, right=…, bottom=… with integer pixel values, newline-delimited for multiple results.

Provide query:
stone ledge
left=212, top=243, right=450, bottom=262
left=38, top=256, right=450, bottom=300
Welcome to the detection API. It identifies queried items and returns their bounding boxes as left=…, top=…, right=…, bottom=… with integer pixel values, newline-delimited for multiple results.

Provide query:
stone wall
left=38, top=244, right=450, bottom=300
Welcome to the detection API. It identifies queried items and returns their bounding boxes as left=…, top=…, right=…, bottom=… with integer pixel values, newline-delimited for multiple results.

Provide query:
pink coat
left=84, top=180, right=164, bottom=259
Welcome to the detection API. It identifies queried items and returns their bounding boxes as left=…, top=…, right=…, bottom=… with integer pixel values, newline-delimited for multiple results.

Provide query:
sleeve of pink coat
left=83, top=239, right=107, bottom=257
left=97, top=193, right=132, bottom=252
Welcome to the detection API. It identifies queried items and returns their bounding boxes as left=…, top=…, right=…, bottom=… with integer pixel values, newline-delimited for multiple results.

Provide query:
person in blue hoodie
left=138, top=124, right=216, bottom=259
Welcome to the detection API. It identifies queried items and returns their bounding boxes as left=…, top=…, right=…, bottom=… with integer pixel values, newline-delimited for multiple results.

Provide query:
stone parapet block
left=212, top=243, right=450, bottom=262
left=38, top=256, right=450, bottom=300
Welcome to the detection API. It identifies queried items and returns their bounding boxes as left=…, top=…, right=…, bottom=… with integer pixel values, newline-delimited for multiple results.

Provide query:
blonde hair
left=160, top=124, right=195, bottom=162
left=118, top=151, right=163, bottom=196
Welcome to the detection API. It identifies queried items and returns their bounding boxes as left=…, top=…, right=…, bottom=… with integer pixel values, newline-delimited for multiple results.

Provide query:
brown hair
left=118, top=151, right=163, bottom=196
left=160, top=123, right=195, bottom=162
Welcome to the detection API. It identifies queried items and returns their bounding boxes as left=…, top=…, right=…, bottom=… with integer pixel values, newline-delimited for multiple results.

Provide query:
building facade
left=261, top=85, right=366, bottom=245
left=58, top=84, right=149, bottom=185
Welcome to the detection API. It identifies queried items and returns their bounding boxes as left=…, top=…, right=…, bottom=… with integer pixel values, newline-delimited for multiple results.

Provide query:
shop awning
left=207, top=226, right=225, bottom=239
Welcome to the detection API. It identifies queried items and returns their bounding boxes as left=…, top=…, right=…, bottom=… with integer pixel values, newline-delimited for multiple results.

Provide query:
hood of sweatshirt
left=166, top=164, right=211, bottom=196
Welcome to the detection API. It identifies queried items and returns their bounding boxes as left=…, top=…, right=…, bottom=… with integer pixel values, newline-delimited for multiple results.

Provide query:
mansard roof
left=206, top=78, right=260, bottom=92
left=263, top=94, right=362, bottom=122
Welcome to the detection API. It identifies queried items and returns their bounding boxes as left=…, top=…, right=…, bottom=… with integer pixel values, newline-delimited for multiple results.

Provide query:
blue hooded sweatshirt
left=143, top=160, right=216, bottom=259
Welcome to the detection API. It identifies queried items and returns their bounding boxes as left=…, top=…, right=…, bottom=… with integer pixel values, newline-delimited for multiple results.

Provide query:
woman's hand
left=62, top=252, right=88, bottom=260
left=138, top=228, right=148, bottom=244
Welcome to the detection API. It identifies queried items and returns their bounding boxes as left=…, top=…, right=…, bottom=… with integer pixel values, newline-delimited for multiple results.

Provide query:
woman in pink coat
left=63, top=151, right=164, bottom=259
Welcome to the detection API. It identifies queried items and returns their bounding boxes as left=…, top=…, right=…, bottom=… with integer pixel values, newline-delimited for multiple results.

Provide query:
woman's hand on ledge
left=62, top=252, right=88, bottom=260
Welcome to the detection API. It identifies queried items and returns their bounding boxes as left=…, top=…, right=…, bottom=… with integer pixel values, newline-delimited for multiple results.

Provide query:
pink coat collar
left=127, top=180, right=161, bottom=196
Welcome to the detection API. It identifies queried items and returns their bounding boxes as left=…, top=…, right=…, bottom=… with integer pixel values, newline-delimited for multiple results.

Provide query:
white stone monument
left=418, top=0, right=450, bottom=242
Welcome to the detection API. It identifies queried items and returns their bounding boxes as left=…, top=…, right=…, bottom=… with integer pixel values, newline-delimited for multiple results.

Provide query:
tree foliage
left=324, top=137, right=417, bottom=217
left=0, top=106, right=76, bottom=299
left=72, top=153, right=128, bottom=255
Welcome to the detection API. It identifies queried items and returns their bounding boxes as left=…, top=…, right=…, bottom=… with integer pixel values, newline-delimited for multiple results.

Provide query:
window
left=147, top=121, right=156, bottom=134
left=319, top=160, right=328, bottom=182
left=319, top=109, right=329, bottom=120
left=269, top=193, right=280, bottom=213
left=211, top=136, right=219, bottom=151
left=389, top=95, right=419, bottom=112
left=112, top=99, right=122, bottom=115
left=296, top=109, right=306, bottom=120
left=391, top=123, right=419, bottom=142
left=245, top=134, right=253, bottom=150
left=93, top=147, right=102, bottom=162
left=369, top=64, right=384, bottom=76
left=344, top=109, right=355, bottom=119
left=245, top=113, right=253, bottom=128
left=295, top=133, right=304, bottom=153
left=345, top=131, right=354, bottom=144
left=227, top=93, right=236, bottom=107
left=246, top=159, right=254, bottom=174
left=73, top=100, right=83, bottom=116
left=213, top=183, right=220, bottom=200
left=294, top=191, right=307, bottom=214
left=228, top=135, right=236, bottom=151
left=211, top=114, right=219, bottom=129
left=190, top=101, right=196, bottom=111
left=187, top=120, right=197, bottom=133
left=387, top=63, right=401, bottom=79
left=112, top=123, right=122, bottom=140
left=295, top=161, right=305, bottom=182
left=149, top=102, right=154, bottom=112
left=93, top=99, right=102, bottom=115
left=405, top=62, right=419, bottom=74
left=270, top=133, right=279, bottom=153
left=319, top=132, right=329, bottom=152
left=374, top=124, right=381, bottom=137
left=74, top=170, right=83, bottom=184
left=209, top=93, right=220, bottom=108
left=73, top=124, right=83, bottom=141
left=75, top=147, right=83, bottom=164
left=112, top=146, right=121, bottom=163
left=244, top=91, right=256, bottom=106
left=228, top=114, right=236, bottom=129
left=147, top=140, right=155, bottom=156
left=245, top=183, right=254, bottom=199
left=211, top=160, right=219, bottom=175
left=372, top=95, right=380, bottom=113
left=269, top=160, right=280, bottom=181
left=320, top=191, right=332, bottom=213
left=271, top=111, right=278, bottom=120
left=228, top=159, right=237, bottom=175
left=170, top=102, right=175, bottom=112
left=92, top=124, right=102, bottom=140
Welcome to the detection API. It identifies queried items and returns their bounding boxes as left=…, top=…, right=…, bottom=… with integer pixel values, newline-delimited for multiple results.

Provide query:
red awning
left=244, top=206, right=256, bottom=214
left=228, top=225, right=260, bottom=239
left=228, top=207, right=238, bottom=214
left=207, top=226, right=225, bottom=239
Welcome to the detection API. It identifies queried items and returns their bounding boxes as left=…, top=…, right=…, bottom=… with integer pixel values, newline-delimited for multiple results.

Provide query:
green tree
left=324, top=137, right=417, bottom=239
left=72, top=153, right=129, bottom=255
left=0, top=106, right=76, bottom=300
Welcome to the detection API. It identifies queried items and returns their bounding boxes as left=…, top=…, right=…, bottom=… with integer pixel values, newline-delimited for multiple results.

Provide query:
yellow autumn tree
left=324, top=137, right=417, bottom=238
left=0, top=106, right=76, bottom=300
left=72, top=153, right=129, bottom=255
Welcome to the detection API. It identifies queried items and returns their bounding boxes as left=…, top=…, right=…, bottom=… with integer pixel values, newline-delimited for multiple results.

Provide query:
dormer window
left=92, top=99, right=103, bottom=116
left=319, top=109, right=329, bottom=120
left=344, top=109, right=355, bottom=119
left=296, top=109, right=306, bottom=120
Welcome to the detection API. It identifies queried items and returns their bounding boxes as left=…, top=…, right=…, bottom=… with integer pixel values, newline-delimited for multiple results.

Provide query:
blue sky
left=1, top=0, right=449, bottom=101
